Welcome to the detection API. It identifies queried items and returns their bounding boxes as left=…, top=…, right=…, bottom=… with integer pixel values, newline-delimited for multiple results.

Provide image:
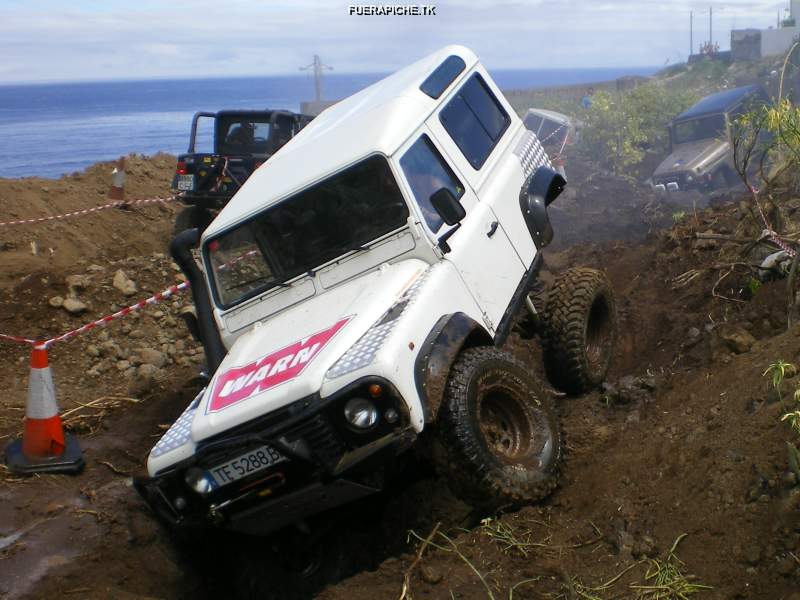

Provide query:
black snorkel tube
left=170, top=229, right=226, bottom=375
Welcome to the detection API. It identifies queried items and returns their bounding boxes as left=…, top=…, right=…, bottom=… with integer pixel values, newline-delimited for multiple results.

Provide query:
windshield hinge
left=481, top=311, right=494, bottom=332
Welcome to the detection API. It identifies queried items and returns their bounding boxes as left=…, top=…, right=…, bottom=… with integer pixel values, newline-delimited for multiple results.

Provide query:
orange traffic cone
left=4, top=346, right=84, bottom=475
left=107, top=157, right=126, bottom=201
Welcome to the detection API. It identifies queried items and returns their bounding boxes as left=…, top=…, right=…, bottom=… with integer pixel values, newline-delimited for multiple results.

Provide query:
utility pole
left=299, top=55, right=333, bottom=102
left=709, top=6, right=713, bottom=48
left=690, top=10, right=694, bottom=56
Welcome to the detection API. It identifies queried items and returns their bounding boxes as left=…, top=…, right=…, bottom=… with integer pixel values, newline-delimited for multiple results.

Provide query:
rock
left=62, top=297, right=87, bottom=314
left=129, top=329, right=146, bottom=339
left=113, top=269, right=137, bottom=296
left=116, top=360, right=131, bottom=371
left=138, top=348, right=166, bottom=368
left=719, top=326, right=756, bottom=354
left=49, top=295, right=64, bottom=308
left=783, top=471, right=798, bottom=488
left=128, top=364, right=161, bottom=397
left=65, top=274, right=90, bottom=293
left=420, top=565, right=442, bottom=585
left=86, top=264, right=105, bottom=273
left=85, top=344, right=100, bottom=358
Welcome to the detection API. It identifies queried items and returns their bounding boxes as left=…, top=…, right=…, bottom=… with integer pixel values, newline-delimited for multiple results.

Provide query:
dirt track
left=0, top=155, right=799, bottom=599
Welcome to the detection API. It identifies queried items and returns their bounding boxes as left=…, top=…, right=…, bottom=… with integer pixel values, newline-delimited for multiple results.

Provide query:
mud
left=0, top=154, right=798, bottom=599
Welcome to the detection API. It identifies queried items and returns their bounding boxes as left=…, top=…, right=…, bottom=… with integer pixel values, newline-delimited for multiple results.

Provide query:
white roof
left=205, top=45, right=479, bottom=237
left=524, top=108, right=572, bottom=125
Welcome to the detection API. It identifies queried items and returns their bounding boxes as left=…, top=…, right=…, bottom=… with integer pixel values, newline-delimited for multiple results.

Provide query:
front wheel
left=542, top=267, right=617, bottom=395
left=434, top=347, right=561, bottom=510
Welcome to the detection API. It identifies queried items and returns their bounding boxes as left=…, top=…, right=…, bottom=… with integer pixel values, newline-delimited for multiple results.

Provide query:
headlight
left=343, top=398, right=379, bottom=429
left=185, top=467, right=215, bottom=496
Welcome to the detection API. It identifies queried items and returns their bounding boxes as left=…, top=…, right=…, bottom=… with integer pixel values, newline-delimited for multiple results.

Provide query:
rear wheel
left=434, top=347, right=561, bottom=509
left=542, top=267, right=616, bottom=395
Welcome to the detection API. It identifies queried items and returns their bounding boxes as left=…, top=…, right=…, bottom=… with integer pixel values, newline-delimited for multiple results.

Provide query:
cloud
left=0, top=0, right=789, bottom=83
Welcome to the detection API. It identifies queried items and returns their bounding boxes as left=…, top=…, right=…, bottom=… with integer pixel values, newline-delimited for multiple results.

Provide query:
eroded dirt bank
left=0, top=155, right=798, bottom=599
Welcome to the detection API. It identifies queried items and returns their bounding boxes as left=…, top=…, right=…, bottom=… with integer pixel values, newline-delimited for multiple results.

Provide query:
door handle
left=486, top=221, right=499, bottom=238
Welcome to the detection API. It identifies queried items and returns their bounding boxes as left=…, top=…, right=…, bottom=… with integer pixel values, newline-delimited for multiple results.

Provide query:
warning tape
left=0, top=281, right=191, bottom=349
left=0, top=196, right=177, bottom=228
left=750, top=186, right=797, bottom=257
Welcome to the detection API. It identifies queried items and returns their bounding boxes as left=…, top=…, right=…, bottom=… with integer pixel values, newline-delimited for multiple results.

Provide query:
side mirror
left=430, top=188, right=466, bottom=226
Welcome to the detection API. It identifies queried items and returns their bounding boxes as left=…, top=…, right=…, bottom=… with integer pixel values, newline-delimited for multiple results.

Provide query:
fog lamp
left=344, top=398, right=379, bottom=429
left=185, top=467, right=215, bottom=496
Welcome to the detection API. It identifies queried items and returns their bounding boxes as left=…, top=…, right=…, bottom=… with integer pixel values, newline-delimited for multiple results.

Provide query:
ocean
left=0, top=67, right=656, bottom=179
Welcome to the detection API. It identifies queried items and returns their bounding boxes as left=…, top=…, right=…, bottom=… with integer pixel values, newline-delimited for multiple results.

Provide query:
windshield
left=206, top=155, right=409, bottom=307
left=216, top=116, right=273, bottom=155
left=672, top=114, right=726, bottom=145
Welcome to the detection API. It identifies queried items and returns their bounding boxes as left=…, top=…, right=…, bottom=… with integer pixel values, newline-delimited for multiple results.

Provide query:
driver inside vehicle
left=226, top=122, right=255, bottom=149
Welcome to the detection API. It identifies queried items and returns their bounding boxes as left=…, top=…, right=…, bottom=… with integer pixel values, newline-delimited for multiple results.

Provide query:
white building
left=731, top=0, right=800, bottom=60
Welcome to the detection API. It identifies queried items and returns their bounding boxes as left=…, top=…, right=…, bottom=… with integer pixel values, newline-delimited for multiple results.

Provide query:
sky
left=0, top=0, right=791, bottom=84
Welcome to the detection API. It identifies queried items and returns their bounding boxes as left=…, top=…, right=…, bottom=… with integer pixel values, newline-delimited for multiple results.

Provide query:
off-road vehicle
left=652, top=85, right=768, bottom=194
left=171, top=109, right=313, bottom=231
left=137, top=46, right=617, bottom=543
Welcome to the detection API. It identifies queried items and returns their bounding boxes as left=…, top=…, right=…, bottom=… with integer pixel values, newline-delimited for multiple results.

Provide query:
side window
left=524, top=114, right=544, bottom=135
left=440, top=73, right=510, bottom=170
left=400, top=135, right=465, bottom=233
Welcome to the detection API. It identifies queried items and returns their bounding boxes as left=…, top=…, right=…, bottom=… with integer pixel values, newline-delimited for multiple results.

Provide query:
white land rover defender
left=136, top=46, right=617, bottom=537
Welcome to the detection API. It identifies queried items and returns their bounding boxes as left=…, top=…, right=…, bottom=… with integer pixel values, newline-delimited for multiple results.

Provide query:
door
left=398, top=131, right=525, bottom=332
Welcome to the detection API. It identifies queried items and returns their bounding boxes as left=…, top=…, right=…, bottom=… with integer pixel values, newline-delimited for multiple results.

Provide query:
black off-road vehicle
left=171, top=110, right=313, bottom=232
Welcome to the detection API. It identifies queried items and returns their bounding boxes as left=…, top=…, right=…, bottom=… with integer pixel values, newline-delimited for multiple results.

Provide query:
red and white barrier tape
left=0, top=281, right=191, bottom=349
left=750, top=186, right=796, bottom=257
left=0, top=196, right=177, bottom=228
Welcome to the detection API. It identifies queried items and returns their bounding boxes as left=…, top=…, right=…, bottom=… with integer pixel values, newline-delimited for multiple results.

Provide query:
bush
left=580, top=84, right=698, bottom=174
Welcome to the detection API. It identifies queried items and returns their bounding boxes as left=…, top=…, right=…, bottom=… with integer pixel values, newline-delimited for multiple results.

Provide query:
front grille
left=284, top=415, right=345, bottom=467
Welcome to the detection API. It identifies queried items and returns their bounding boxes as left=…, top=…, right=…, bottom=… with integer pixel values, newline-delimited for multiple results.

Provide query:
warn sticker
left=207, top=317, right=350, bottom=413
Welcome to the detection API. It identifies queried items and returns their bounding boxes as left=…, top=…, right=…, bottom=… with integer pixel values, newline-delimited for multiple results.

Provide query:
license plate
left=176, top=174, right=194, bottom=191
left=208, top=445, right=286, bottom=487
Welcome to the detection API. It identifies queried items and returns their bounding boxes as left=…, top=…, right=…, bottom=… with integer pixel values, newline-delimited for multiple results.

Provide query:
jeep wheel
left=435, top=347, right=561, bottom=509
left=542, top=267, right=616, bottom=395
left=173, top=206, right=214, bottom=236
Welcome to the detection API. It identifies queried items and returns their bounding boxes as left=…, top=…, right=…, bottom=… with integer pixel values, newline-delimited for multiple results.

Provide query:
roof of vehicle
left=524, top=108, right=572, bottom=125
left=204, top=45, right=480, bottom=238
left=675, top=85, right=764, bottom=121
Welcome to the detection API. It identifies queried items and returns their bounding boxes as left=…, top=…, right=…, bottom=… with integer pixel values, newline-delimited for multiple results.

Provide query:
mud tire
left=435, top=347, right=561, bottom=509
left=542, top=267, right=616, bottom=395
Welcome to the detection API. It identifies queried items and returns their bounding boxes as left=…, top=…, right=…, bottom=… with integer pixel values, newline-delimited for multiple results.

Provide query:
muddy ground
left=0, top=155, right=798, bottom=599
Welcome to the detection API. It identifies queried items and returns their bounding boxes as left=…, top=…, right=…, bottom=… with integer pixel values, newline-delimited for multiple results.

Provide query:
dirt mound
left=0, top=153, right=180, bottom=290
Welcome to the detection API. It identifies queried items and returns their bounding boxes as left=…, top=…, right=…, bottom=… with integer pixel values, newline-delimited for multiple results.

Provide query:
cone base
left=5, top=434, right=84, bottom=475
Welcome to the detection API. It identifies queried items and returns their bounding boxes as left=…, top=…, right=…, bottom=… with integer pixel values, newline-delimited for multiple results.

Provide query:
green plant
left=579, top=84, right=698, bottom=174
left=672, top=211, right=687, bottom=224
left=631, top=534, right=711, bottom=599
left=746, top=277, right=762, bottom=296
left=763, top=359, right=794, bottom=406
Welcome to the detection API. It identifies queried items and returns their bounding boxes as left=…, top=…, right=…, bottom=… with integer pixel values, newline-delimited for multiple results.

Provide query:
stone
left=719, top=326, right=756, bottom=354
left=62, top=297, right=87, bottom=314
left=128, top=364, right=160, bottom=397
left=116, top=360, right=131, bottom=371
left=420, top=565, right=442, bottom=585
left=129, top=329, right=146, bottom=339
left=137, top=348, right=166, bottom=368
left=49, top=295, right=64, bottom=308
left=86, top=264, right=105, bottom=273
left=113, top=269, right=137, bottom=296
left=85, top=344, right=100, bottom=358
left=65, top=274, right=90, bottom=292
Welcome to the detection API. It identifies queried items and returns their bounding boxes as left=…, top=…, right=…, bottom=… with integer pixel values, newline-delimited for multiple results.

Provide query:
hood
left=653, top=138, right=729, bottom=178
left=147, top=258, right=429, bottom=474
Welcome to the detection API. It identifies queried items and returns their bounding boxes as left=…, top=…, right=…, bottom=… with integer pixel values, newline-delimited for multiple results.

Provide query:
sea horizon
left=0, top=66, right=658, bottom=179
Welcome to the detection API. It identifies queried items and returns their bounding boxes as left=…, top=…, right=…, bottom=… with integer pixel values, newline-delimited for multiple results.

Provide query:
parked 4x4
left=652, top=85, right=768, bottom=194
left=171, top=109, right=313, bottom=232
left=137, top=46, right=617, bottom=557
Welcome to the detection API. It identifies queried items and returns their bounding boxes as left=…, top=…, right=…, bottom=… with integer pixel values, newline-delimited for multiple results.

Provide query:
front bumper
left=135, top=381, right=415, bottom=536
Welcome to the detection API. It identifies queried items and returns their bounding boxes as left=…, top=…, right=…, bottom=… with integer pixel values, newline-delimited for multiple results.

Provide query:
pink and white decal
left=207, top=317, right=351, bottom=413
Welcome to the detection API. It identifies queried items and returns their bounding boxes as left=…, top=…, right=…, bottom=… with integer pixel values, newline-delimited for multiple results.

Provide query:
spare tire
left=542, top=267, right=616, bottom=395
left=434, top=347, right=561, bottom=509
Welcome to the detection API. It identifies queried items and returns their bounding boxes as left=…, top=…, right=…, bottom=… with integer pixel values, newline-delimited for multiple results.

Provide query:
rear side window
left=440, top=73, right=510, bottom=169
left=523, top=114, right=544, bottom=135
left=400, top=135, right=465, bottom=233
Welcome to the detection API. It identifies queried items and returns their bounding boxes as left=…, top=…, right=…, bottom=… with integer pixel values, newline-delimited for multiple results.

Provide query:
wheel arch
left=414, top=312, right=493, bottom=423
